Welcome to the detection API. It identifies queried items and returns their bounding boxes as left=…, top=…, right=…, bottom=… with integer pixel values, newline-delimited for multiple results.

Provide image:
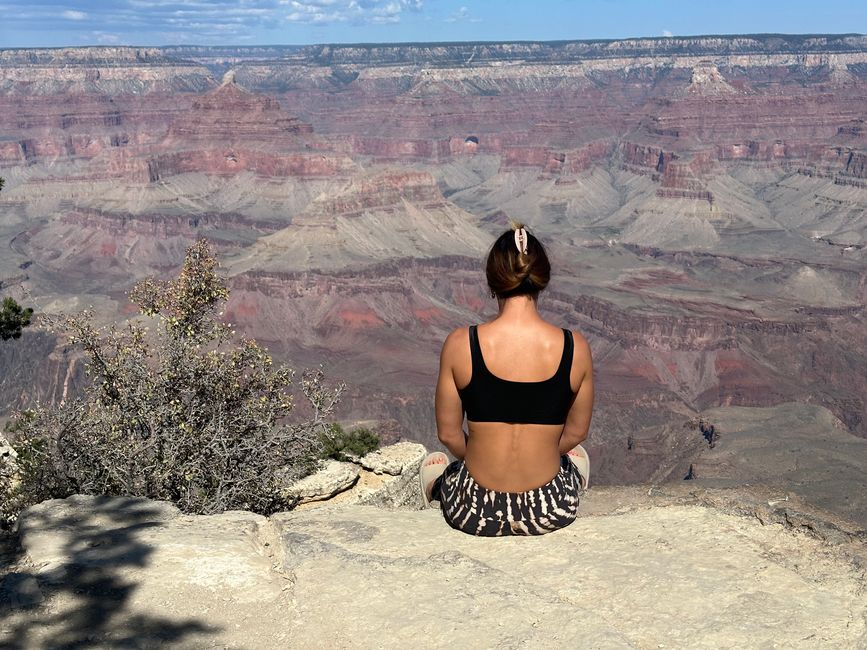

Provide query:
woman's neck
left=496, top=295, right=542, bottom=322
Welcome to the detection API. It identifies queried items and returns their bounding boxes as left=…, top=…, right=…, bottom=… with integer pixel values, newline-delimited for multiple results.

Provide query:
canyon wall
left=0, top=36, right=865, bottom=493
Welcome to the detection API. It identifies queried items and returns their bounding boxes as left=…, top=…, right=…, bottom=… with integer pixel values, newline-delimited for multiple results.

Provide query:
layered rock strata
left=0, top=36, right=866, bottom=511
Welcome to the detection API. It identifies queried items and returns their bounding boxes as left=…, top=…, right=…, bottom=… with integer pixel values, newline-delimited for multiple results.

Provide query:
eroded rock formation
left=0, top=36, right=866, bottom=514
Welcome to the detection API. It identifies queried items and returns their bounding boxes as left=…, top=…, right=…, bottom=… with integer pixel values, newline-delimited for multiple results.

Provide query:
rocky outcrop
left=283, top=442, right=427, bottom=508
left=3, top=488, right=865, bottom=648
left=307, top=170, right=444, bottom=216
left=167, top=81, right=312, bottom=142
left=223, top=170, right=490, bottom=275
left=359, top=441, right=424, bottom=475
left=845, top=151, right=867, bottom=178
left=677, top=62, right=740, bottom=96
left=283, top=460, right=360, bottom=504
left=143, top=149, right=354, bottom=181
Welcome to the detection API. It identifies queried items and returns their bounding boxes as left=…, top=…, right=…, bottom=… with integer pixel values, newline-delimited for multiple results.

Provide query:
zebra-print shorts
left=432, top=456, right=582, bottom=537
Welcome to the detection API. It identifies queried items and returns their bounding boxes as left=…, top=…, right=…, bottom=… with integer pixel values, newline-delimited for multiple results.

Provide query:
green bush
left=0, top=296, right=33, bottom=341
left=319, top=424, right=380, bottom=461
left=1, top=240, right=344, bottom=525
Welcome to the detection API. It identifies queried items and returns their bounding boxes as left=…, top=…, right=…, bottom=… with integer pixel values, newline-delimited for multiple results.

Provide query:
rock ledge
left=2, top=486, right=865, bottom=649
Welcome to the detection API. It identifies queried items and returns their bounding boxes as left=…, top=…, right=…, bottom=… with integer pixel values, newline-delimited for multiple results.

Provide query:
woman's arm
left=435, top=329, right=467, bottom=459
left=558, top=332, right=594, bottom=455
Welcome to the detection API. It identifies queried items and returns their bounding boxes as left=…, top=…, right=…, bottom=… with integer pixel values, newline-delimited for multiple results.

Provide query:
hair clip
left=514, top=227, right=528, bottom=255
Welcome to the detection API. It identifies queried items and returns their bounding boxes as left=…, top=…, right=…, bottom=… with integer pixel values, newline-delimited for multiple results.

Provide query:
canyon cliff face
left=0, top=35, right=865, bottom=503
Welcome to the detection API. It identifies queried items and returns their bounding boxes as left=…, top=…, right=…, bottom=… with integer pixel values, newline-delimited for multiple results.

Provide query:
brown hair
left=485, top=222, right=551, bottom=299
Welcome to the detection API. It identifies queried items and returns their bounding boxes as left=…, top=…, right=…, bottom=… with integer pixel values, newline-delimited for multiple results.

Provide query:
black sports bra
left=458, top=325, right=576, bottom=425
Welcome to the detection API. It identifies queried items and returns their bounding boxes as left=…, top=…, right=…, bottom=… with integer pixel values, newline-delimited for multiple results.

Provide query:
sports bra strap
left=469, top=324, right=572, bottom=380
left=557, top=329, right=574, bottom=377
left=458, top=325, right=575, bottom=424
left=459, top=324, right=577, bottom=425
left=468, top=325, right=485, bottom=375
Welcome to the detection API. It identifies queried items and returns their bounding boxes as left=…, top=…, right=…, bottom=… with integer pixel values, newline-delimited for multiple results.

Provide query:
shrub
left=0, top=180, right=34, bottom=343
left=1, top=240, right=344, bottom=524
left=319, top=424, right=380, bottom=461
left=0, top=296, right=33, bottom=341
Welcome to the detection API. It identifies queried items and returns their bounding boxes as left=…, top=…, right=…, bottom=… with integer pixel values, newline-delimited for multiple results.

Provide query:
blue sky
left=0, top=1, right=864, bottom=48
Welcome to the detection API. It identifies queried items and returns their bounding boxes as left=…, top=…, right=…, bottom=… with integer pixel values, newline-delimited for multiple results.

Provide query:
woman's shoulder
left=568, top=327, right=590, bottom=349
left=567, top=328, right=592, bottom=367
left=441, top=326, right=472, bottom=355
left=440, top=326, right=472, bottom=378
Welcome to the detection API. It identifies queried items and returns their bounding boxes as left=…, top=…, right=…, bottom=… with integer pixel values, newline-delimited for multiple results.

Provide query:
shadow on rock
left=0, top=495, right=218, bottom=649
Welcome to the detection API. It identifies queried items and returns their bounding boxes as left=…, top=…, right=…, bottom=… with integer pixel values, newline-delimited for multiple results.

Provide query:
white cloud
left=91, top=31, right=120, bottom=43
left=282, top=0, right=422, bottom=25
left=662, top=29, right=673, bottom=37
left=5, top=0, right=427, bottom=44
left=370, top=1, right=401, bottom=24
left=445, top=6, right=479, bottom=23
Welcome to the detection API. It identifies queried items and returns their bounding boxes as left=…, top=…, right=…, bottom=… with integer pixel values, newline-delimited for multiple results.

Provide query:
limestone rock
left=679, top=62, right=739, bottom=96
left=295, top=443, right=427, bottom=510
left=351, top=470, right=424, bottom=509
left=337, top=463, right=426, bottom=510
left=8, top=489, right=867, bottom=649
left=12, top=495, right=289, bottom=648
left=354, top=442, right=426, bottom=509
left=270, top=503, right=867, bottom=649
left=0, top=572, right=44, bottom=608
left=283, top=459, right=359, bottom=504
left=359, top=441, right=426, bottom=476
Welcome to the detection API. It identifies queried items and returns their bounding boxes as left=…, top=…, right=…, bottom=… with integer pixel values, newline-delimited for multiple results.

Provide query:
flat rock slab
left=4, top=493, right=866, bottom=649
left=284, top=460, right=360, bottom=503
left=7, top=495, right=290, bottom=649
left=359, top=441, right=426, bottom=475
left=273, top=503, right=866, bottom=649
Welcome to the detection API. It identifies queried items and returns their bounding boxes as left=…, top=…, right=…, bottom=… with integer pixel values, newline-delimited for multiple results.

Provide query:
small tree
left=0, top=177, right=34, bottom=341
left=0, top=297, right=33, bottom=341
left=2, top=239, right=343, bottom=522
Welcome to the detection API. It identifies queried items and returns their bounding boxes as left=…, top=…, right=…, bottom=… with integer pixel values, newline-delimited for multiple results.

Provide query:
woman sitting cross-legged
left=421, top=223, right=593, bottom=536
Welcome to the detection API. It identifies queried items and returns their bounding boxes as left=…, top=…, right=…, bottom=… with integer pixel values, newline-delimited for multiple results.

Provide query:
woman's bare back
left=445, top=317, right=592, bottom=492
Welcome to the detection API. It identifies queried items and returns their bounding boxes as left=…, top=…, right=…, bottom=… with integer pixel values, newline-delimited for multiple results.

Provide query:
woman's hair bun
left=486, top=223, right=550, bottom=299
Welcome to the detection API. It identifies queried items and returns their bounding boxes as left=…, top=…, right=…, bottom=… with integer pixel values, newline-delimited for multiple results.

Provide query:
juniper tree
left=0, top=297, right=33, bottom=341
left=0, top=177, right=34, bottom=341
